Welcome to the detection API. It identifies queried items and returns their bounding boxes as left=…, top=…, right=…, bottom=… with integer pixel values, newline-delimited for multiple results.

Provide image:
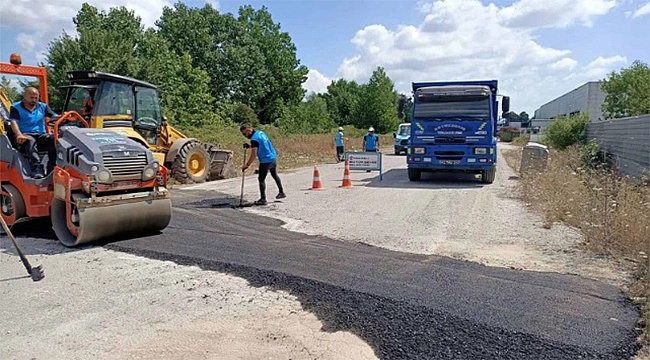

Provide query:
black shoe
left=276, top=193, right=286, bottom=199
left=254, top=199, right=267, bottom=206
left=33, top=165, right=45, bottom=179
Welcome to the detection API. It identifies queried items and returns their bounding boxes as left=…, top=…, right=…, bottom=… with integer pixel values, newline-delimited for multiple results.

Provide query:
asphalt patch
left=107, top=245, right=641, bottom=360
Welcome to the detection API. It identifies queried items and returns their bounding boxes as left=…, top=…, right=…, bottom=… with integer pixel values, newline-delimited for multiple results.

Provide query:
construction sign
left=345, top=151, right=383, bottom=181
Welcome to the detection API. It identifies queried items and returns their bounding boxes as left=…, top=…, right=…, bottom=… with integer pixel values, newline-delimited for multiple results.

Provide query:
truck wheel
left=171, top=141, right=210, bottom=184
left=482, top=168, right=496, bottom=184
left=408, top=168, right=421, bottom=181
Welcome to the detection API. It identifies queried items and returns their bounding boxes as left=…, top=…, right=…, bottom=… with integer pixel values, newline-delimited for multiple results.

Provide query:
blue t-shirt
left=250, top=129, right=277, bottom=164
left=335, top=131, right=344, bottom=147
left=9, top=101, right=55, bottom=134
left=364, top=133, right=379, bottom=151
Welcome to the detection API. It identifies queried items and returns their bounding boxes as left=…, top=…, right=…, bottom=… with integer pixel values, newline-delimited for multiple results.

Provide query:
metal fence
left=586, top=115, right=650, bottom=178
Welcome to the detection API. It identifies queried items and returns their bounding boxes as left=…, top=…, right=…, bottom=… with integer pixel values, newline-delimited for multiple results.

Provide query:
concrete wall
left=586, top=115, right=650, bottom=177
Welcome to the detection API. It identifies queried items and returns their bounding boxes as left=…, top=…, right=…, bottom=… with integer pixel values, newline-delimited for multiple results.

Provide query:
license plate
left=113, top=180, right=141, bottom=188
left=440, top=160, right=460, bottom=165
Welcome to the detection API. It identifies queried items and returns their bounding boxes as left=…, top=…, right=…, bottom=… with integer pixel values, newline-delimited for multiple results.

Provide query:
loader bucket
left=207, top=147, right=234, bottom=181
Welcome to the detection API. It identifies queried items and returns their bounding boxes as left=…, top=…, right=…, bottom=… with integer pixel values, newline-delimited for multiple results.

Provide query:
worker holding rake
left=240, top=124, right=286, bottom=206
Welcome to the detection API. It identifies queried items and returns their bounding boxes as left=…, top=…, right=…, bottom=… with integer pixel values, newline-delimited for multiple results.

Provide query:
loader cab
left=63, top=71, right=163, bottom=147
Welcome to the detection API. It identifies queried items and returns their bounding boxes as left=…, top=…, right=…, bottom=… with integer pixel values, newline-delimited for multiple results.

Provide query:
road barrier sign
left=345, top=151, right=383, bottom=181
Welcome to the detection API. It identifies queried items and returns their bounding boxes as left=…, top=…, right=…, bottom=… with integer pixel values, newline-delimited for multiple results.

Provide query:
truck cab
left=407, top=80, right=509, bottom=184
left=393, top=123, right=410, bottom=155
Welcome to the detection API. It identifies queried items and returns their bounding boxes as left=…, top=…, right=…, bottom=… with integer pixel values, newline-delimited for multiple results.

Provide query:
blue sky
left=1, top=0, right=649, bottom=114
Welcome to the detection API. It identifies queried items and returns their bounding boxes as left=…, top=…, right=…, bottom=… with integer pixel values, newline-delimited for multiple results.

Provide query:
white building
left=533, top=81, right=606, bottom=123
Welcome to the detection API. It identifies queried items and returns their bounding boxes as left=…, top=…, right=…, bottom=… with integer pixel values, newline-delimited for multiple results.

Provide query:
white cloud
left=550, top=58, right=578, bottom=71
left=0, top=0, right=171, bottom=31
left=336, top=0, right=624, bottom=114
left=0, top=0, right=173, bottom=68
left=581, top=55, right=628, bottom=78
left=205, top=0, right=220, bottom=10
left=497, top=0, right=616, bottom=29
left=303, top=69, right=334, bottom=95
left=632, top=2, right=650, bottom=18
left=16, top=33, right=36, bottom=52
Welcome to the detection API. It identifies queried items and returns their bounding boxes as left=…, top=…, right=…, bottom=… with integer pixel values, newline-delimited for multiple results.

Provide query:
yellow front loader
left=62, top=71, right=232, bottom=184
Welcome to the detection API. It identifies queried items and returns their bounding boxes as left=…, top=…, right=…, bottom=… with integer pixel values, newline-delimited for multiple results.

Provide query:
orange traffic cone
left=310, top=164, right=324, bottom=190
left=340, top=160, right=353, bottom=188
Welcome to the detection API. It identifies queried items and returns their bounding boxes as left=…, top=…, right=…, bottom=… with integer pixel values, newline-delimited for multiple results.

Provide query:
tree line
left=4, top=2, right=647, bottom=136
left=28, top=2, right=404, bottom=135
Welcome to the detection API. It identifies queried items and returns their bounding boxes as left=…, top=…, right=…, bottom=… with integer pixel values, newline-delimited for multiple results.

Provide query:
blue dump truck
left=407, top=80, right=509, bottom=183
left=393, top=122, right=411, bottom=155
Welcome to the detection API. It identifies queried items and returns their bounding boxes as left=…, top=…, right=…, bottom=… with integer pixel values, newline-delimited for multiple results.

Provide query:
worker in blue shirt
left=363, top=127, right=379, bottom=152
left=240, top=124, right=286, bottom=206
left=9, top=87, right=57, bottom=179
left=334, top=126, right=348, bottom=162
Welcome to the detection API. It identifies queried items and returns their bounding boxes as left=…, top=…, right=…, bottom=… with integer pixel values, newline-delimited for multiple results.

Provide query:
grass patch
left=511, top=134, right=530, bottom=147
left=503, top=146, right=650, bottom=353
left=182, top=123, right=389, bottom=176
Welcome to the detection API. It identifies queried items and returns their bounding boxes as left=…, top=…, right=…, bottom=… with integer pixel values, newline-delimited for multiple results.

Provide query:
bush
left=580, top=139, right=612, bottom=172
left=542, top=113, right=590, bottom=150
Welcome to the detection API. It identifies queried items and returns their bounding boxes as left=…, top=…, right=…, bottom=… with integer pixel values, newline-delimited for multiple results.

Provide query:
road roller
left=1, top=111, right=172, bottom=247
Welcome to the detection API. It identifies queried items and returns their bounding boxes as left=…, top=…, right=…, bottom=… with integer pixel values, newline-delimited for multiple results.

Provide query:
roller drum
left=51, top=192, right=172, bottom=247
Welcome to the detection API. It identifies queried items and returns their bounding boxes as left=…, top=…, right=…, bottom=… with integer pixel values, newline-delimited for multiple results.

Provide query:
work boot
left=276, top=193, right=286, bottom=199
left=33, top=165, right=45, bottom=179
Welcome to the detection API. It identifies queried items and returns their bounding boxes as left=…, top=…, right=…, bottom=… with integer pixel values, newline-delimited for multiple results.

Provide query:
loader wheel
left=171, top=141, right=210, bottom=184
left=1, top=184, right=26, bottom=229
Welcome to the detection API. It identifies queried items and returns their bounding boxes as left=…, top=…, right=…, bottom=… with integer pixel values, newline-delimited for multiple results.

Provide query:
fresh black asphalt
left=97, top=189, right=642, bottom=359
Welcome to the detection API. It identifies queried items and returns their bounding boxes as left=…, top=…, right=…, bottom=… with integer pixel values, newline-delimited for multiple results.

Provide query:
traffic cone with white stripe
left=310, top=164, right=324, bottom=190
left=340, top=160, right=353, bottom=188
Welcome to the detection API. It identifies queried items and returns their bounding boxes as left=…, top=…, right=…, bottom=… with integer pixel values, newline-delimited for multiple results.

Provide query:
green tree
left=157, top=3, right=308, bottom=124
left=1, top=77, right=21, bottom=102
left=601, top=60, right=650, bottom=119
left=237, top=6, right=308, bottom=123
left=276, top=94, right=333, bottom=134
left=230, top=103, right=260, bottom=128
left=45, top=3, right=213, bottom=127
left=503, top=111, right=520, bottom=124
left=322, top=79, right=360, bottom=126
left=353, top=67, right=399, bottom=133
left=519, top=111, right=530, bottom=125
left=157, top=3, right=240, bottom=106
left=135, top=29, right=215, bottom=127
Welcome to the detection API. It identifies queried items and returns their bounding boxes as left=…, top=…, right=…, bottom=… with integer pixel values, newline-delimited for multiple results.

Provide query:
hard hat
left=368, top=127, right=374, bottom=132
left=338, top=127, right=344, bottom=131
